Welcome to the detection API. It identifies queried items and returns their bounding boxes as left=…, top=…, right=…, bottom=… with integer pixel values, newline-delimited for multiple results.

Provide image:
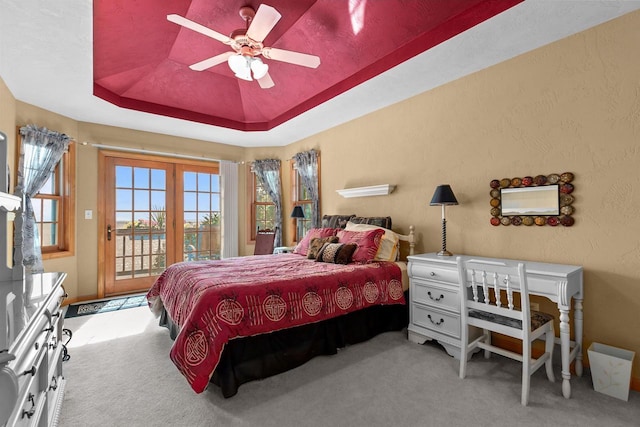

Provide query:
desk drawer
left=409, top=262, right=458, bottom=285
left=411, top=279, right=459, bottom=312
left=412, top=303, right=460, bottom=339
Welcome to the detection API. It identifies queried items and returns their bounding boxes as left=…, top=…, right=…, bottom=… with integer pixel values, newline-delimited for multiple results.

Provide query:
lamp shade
left=250, top=57, right=269, bottom=79
left=290, top=205, right=305, bottom=218
left=430, top=185, right=458, bottom=206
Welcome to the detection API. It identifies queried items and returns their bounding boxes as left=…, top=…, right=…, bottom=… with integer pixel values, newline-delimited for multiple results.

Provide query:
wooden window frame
left=16, top=130, right=75, bottom=259
left=246, top=166, right=276, bottom=242
left=289, top=154, right=320, bottom=243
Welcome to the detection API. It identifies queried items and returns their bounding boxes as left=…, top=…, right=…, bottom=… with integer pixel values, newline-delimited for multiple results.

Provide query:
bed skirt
left=159, top=291, right=408, bottom=397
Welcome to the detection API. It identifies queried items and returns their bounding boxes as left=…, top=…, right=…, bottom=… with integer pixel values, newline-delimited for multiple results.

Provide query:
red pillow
left=336, top=228, right=385, bottom=263
left=293, top=228, right=338, bottom=256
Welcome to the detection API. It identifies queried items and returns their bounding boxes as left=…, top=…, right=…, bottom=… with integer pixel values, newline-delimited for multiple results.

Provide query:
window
left=290, top=163, right=312, bottom=242
left=290, top=152, right=320, bottom=243
left=30, top=143, right=75, bottom=257
left=249, top=169, right=275, bottom=241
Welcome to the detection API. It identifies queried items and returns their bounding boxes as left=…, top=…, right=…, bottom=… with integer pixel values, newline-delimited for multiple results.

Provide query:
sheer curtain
left=293, top=149, right=320, bottom=228
left=220, top=161, right=238, bottom=258
left=251, top=159, right=283, bottom=248
left=17, top=125, right=71, bottom=273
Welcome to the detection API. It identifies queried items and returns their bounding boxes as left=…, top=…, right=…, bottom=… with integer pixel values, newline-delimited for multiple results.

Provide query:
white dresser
left=1, top=131, right=69, bottom=425
left=1, top=273, right=67, bottom=427
left=407, top=252, right=584, bottom=399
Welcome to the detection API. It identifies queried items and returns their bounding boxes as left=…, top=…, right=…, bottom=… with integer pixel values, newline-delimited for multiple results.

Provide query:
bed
left=147, top=216, right=415, bottom=397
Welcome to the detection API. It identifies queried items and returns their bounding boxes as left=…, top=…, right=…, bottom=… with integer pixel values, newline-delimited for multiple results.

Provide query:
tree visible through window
left=251, top=171, right=275, bottom=240
left=292, top=169, right=312, bottom=242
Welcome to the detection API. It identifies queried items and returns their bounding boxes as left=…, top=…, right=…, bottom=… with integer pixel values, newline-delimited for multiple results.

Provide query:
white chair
left=456, top=258, right=555, bottom=406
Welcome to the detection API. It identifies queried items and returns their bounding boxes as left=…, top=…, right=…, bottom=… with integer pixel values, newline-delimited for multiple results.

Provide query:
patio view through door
left=101, top=153, right=220, bottom=297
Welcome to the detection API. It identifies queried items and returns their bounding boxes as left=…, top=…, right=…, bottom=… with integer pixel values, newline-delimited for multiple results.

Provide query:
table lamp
left=290, top=205, right=305, bottom=241
left=430, top=184, right=458, bottom=256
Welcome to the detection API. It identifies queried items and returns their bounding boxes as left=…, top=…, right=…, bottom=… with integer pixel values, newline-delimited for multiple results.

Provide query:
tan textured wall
left=278, top=12, right=640, bottom=377
left=0, top=78, right=16, bottom=165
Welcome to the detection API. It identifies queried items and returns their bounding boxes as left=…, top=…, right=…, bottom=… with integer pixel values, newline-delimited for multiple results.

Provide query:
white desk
left=407, top=253, right=583, bottom=399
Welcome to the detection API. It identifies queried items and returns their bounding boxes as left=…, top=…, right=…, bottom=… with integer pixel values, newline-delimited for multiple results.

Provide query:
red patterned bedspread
left=146, top=253, right=404, bottom=393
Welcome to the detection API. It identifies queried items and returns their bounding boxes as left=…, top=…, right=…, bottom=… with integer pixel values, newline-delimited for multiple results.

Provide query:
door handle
left=107, top=224, right=112, bottom=241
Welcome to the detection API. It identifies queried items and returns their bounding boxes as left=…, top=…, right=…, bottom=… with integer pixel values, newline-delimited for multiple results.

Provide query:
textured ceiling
left=2, top=1, right=640, bottom=147
left=93, top=0, right=520, bottom=131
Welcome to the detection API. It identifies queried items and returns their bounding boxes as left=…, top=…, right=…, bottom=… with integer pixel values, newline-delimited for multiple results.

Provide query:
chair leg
left=521, top=339, right=531, bottom=406
left=460, top=329, right=469, bottom=379
left=544, top=325, right=556, bottom=382
left=484, top=330, right=491, bottom=359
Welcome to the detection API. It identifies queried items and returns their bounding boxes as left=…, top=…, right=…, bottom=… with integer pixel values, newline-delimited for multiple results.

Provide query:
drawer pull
left=22, top=366, right=36, bottom=377
left=427, top=291, right=444, bottom=302
left=51, top=312, right=61, bottom=319
left=21, top=393, right=35, bottom=419
left=427, top=314, right=444, bottom=326
left=50, top=376, right=58, bottom=391
left=429, top=271, right=436, bottom=276
left=44, top=325, right=55, bottom=333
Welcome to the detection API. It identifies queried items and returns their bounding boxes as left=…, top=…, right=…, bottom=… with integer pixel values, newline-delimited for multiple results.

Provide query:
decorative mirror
left=489, top=172, right=575, bottom=226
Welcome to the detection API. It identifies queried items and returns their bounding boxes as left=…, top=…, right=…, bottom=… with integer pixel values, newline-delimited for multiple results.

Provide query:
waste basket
left=588, top=342, right=635, bottom=401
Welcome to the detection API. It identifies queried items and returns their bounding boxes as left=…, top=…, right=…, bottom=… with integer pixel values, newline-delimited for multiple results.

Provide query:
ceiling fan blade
left=167, top=14, right=233, bottom=45
left=246, top=5, right=281, bottom=43
left=189, top=52, right=235, bottom=71
left=257, top=72, right=275, bottom=89
left=262, top=47, right=320, bottom=68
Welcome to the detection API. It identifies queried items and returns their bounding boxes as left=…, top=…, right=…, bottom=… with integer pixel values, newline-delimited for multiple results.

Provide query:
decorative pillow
left=293, top=228, right=338, bottom=256
left=336, top=228, right=385, bottom=263
left=349, top=216, right=392, bottom=229
left=316, top=242, right=358, bottom=265
left=321, top=214, right=355, bottom=229
left=344, top=221, right=400, bottom=262
left=307, top=236, right=339, bottom=259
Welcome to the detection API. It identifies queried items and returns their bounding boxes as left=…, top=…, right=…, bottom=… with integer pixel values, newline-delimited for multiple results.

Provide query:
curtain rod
left=89, top=143, right=238, bottom=163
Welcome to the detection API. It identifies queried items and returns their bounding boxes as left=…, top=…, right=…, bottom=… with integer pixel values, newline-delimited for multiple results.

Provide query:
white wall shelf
left=336, top=184, right=396, bottom=198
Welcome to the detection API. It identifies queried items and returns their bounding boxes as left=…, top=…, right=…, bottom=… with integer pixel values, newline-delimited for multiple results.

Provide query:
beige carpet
left=59, top=306, right=639, bottom=427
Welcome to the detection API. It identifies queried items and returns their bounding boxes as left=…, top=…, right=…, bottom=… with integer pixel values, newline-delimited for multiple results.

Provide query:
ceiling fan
left=168, top=4, right=321, bottom=89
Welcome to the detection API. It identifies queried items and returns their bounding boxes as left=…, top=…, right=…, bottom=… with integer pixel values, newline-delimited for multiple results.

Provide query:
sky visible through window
left=115, top=167, right=220, bottom=228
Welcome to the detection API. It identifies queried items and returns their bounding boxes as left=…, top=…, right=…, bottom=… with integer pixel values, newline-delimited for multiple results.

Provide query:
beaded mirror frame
left=489, top=172, right=575, bottom=226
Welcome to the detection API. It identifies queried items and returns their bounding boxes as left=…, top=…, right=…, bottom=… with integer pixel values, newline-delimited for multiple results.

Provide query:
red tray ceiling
left=93, top=0, right=522, bottom=131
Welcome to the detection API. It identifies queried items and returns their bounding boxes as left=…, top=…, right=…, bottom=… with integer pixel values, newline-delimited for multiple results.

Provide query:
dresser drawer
left=412, top=303, right=460, bottom=339
left=11, top=344, right=47, bottom=427
left=409, top=262, right=458, bottom=285
left=411, top=279, right=459, bottom=312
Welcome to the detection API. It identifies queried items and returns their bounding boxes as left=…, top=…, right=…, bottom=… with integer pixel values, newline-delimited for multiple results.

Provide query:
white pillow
left=344, top=221, right=399, bottom=261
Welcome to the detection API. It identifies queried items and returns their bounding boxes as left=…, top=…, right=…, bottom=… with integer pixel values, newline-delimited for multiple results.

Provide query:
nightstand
left=407, top=253, right=468, bottom=359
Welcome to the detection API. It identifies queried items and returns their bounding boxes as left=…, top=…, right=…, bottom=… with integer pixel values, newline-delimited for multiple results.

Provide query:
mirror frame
left=489, top=172, right=575, bottom=226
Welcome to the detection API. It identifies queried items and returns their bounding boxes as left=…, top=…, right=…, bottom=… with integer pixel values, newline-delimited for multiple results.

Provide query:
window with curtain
left=292, top=150, right=320, bottom=241
left=30, top=144, right=75, bottom=257
left=17, top=125, right=73, bottom=272
left=290, top=161, right=314, bottom=242
left=250, top=159, right=282, bottom=248
left=249, top=170, right=276, bottom=240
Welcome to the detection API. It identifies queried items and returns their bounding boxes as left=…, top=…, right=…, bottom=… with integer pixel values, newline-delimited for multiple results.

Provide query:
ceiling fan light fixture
left=250, top=57, right=269, bottom=79
left=234, top=68, right=253, bottom=81
left=228, top=54, right=249, bottom=75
